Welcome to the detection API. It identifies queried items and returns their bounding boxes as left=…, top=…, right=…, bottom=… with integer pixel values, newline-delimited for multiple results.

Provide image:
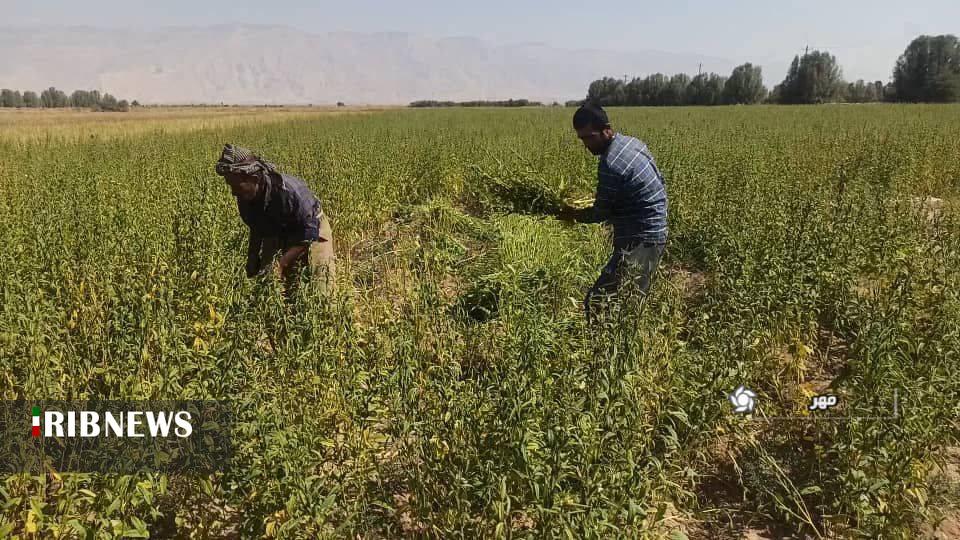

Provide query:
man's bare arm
left=275, top=245, right=308, bottom=279
left=246, top=233, right=263, bottom=277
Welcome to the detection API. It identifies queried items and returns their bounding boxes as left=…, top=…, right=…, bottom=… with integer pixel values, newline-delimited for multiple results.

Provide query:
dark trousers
left=584, top=242, right=665, bottom=321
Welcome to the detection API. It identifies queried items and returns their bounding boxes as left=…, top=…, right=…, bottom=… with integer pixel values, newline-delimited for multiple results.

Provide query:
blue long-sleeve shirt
left=238, top=172, right=321, bottom=246
left=592, top=133, right=668, bottom=248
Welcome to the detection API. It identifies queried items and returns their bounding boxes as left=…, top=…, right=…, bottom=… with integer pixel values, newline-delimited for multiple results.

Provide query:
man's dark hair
left=572, top=102, right=609, bottom=130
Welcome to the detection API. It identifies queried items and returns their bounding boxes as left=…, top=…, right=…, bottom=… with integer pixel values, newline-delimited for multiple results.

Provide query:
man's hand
left=273, top=245, right=308, bottom=280
left=246, top=233, right=263, bottom=278
left=557, top=204, right=577, bottom=223
left=557, top=204, right=595, bottom=224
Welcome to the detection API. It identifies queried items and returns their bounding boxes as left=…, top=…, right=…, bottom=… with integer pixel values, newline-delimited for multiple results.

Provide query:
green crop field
left=0, top=105, right=958, bottom=538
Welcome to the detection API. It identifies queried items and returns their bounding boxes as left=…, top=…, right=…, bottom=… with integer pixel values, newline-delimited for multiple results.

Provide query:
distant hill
left=0, top=25, right=735, bottom=105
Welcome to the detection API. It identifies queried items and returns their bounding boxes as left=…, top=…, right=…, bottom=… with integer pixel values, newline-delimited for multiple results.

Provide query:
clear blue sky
left=7, top=0, right=958, bottom=83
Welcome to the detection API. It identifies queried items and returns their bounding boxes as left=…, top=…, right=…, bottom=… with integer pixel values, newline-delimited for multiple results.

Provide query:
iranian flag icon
left=31, top=406, right=40, bottom=437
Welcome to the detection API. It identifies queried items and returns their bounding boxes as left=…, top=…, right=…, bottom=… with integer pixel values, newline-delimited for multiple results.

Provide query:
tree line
left=582, top=34, right=960, bottom=106
left=0, top=87, right=140, bottom=111
left=583, top=64, right=766, bottom=107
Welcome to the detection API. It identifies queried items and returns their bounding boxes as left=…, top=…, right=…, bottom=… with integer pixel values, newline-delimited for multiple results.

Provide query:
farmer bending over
left=560, top=103, right=668, bottom=320
left=215, top=144, right=335, bottom=291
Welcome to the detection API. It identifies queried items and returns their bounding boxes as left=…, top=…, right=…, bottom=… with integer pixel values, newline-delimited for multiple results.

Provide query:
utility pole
left=698, top=62, right=702, bottom=76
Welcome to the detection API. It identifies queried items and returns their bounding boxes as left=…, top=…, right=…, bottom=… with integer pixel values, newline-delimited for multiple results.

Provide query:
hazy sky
left=7, top=0, right=957, bottom=83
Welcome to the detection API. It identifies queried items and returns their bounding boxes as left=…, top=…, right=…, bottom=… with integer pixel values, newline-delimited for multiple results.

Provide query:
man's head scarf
left=215, top=144, right=279, bottom=178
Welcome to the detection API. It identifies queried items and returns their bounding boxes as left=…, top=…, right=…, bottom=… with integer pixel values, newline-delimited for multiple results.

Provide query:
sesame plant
left=0, top=105, right=958, bottom=538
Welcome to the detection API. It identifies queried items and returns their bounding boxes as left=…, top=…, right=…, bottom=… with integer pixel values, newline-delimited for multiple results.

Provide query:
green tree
left=882, top=83, right=897, bottom=102
left=586, top=77, right=627, bottom=106
left=766, top=84, right=782, bottom=103
left=685, top=75, right=708, bottom=105
left=661, top=73, right=690, bottom=106
left=70, top=90, right=99, bottom=108
left=777, top=51, right=844, bottom=104
left=779, top=56, right=801, bottom=103
left=624, top=77, right=643, bottom=105
left=723, top=63, right=767, bottom=104
left=640, top=73, right=668, bottom=105
left=845, top=79, right=881, bottom=103
left=98, top=93, right=120, bottom=111
left=892, top=34, right=960, bottom=102
left=686, top=73, right=727, bottom=105
left=40, top=86, right=69, bottom=108
left=22, top=91, right=40, bottom=107
left=0, top=89, right=16, bottom=107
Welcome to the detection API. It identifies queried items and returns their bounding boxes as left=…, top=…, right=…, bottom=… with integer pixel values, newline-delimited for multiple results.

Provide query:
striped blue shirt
left=594, top=133, right=668, bottom=247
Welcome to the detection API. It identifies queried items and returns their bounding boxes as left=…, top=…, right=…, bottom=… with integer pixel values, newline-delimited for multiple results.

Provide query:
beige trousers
left=259, top=214, right=336, bottom=292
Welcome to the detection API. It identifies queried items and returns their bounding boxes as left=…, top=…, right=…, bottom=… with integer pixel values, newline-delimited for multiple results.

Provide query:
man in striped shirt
left=561, top=103, right=669, bottom=319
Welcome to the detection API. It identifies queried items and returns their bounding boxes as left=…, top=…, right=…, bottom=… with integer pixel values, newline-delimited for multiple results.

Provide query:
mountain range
left=1, top=25, right=736, bottom=105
